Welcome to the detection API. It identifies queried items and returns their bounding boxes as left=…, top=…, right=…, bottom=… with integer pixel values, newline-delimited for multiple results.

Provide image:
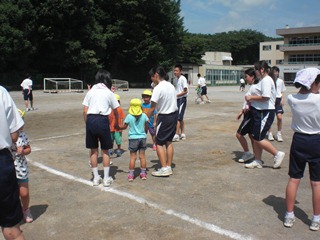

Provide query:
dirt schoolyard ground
left=2, top=85, right=319, bottom=240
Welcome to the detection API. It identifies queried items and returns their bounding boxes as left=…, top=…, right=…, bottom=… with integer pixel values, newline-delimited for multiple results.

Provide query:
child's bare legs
left=236, top=132, right=249, bottom=152
left=139, top=150, right=146, bottom=169
left=277, top=113, right=283, bottom=132
left=2, top=225, right=25, bottom=240
left=253, top=139, right=278, bottom=160
left=19, top=182, right=30, bottom=211
left=90, top=149, right=99, bottom=168
left=156, top=144, right=168, bottom=168
left=129, top=151, right=137, bottom=170
left=311, top=181, right=320, bottom=215
left=286, top=178, right=301, bottom=212
left=165, top=142, right=174, bottom=168
left=101, top=149, right=111, bottom=167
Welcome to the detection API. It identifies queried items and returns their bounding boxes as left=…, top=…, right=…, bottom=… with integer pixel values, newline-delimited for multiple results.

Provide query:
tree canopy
left=0, top=0, right=279, bottom=86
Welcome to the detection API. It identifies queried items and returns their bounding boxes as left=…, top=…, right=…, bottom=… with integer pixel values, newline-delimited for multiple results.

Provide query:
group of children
left=236, top=64, right=320, bottom=231
left=115, top=90, right=157, bottom=182
left=83, top=67, right=178, bottom=187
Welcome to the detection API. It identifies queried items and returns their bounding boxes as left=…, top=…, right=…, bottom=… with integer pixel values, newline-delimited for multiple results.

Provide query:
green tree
left=0, top=0, right=35, bottom=72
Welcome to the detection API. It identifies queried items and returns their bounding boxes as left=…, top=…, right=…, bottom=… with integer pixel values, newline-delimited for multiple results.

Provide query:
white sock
left=104, top=167, right=110, bottom=179
left=285, top=211, right=294, bottom=218
left=312, top=215, right=320, bottom=222
left=277, top=131, right=282, bottom=135
left=92, top=167, right=99, bottom=179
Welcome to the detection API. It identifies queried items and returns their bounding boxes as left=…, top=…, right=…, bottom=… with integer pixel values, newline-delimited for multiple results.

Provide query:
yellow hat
left=114, top=94, right=120, bottom=101
left=128, top=98, right=142, bottom=116
left=18, top=109, right=25, bottom=118
left=142, top=89, right=152, bottom=97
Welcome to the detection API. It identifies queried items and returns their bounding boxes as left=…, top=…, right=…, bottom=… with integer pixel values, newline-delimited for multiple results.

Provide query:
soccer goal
left=43, top=78, right=83, bottom=93
left=112, top=79, right=129, bottom=91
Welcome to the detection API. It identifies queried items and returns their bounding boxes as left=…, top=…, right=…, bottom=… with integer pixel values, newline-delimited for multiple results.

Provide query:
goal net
left=112, top=79, right=129, bottom=91
left=43, top=78, right=83, bottom=93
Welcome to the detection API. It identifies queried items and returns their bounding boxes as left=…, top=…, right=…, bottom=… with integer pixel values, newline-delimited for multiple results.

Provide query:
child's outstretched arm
left=118, top=123, right=128, bottom=130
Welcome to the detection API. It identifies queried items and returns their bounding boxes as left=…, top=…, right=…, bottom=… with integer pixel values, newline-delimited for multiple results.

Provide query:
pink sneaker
left=140, top=173, right=147, bottom=180
left=127, top=175, right=134, bottom=182
left=152, top=144, right=156, bottom=151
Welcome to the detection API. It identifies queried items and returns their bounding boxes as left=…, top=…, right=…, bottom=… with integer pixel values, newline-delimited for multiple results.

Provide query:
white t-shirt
left=276, top=78, right=286, bottom=98
left=250, top=75, right=276, bottom=110
left=198, top=77, right=206, bottom=87
left=288, top=93, right=320, bottom=134
left=240, top=78, right=245, bottom=84
left=173, top=75, right=188, bottom=99
left=242, top=82, right=260, bottom=109
left=20, top=78, right=33, bottom=90
left=0, top=86, right=24, bottom=149
left=82, top=83, right=119, bottom=115
left=151, top=80, right=178, bottom=114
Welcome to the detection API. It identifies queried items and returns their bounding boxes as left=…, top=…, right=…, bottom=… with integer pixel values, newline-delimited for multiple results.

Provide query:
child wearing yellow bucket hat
left=119, top=98, right=149, bottom=181
left=141, top=89, right=157, bottom=151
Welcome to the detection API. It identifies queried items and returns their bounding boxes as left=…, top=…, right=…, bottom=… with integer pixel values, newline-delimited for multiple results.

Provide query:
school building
left=260, top=25, right=320, bottom=84
left=173, top=25, right=320, bottom=86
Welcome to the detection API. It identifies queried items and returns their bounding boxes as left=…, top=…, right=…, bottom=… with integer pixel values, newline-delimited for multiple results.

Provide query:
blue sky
left=180, top=0, right=320, bottom=37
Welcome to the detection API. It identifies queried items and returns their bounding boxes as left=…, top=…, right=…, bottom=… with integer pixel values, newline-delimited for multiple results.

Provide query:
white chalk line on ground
left=28, top=157, right=254, bottom=240
left=31, top=133, right=83, bottom=142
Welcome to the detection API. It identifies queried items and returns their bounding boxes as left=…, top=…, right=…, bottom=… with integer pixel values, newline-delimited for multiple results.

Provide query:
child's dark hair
left=244, top=68, right=259, bottom=84
left=94, top=69, right=112, bottom=89
left=174, top=64, right=183, bottom=71
left=149, top=66, right=167, bottom=79
left=254, top=61, right=269, bottom=73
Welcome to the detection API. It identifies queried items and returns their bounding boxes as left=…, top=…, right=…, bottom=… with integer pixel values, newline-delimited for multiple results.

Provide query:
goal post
left=112, top=79, right=129, bottom=91
left=43, top=78, right=83, bottom=93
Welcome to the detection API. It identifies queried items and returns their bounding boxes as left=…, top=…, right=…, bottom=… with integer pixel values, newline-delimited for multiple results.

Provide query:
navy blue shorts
left=237, top=112, right=253, bottom=136
left=289, top=133, right=320, bottom=181
left=0, top=149, right=23, bottom=227
left=275, top=98, right=284, bottom=114
left=250, top=107, right=275, bottom=141
left=86, top=114, right=112, bottom=150
left=201, top=86, right=207, bottom=96
left=23, top=89, right=33, bottom=101
left=128, top=138, right=147, bottom=152
left=156, top=111, right=178, bottom=145
left=177, top=97, right=187, bottom=121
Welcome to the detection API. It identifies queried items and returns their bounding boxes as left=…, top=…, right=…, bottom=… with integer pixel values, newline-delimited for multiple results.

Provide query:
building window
left=289, top=36, right=320, bottom=46
left=276, top=59, right=284, bottom=64
left=288, top=54, right=320, bottom=64
left=276, top=45, right=281, bottom=50
left=262, top=45, right=272, bottom=51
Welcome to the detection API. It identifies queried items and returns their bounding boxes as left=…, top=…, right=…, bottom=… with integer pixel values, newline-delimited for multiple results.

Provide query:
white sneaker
left=180, top=133, right=186, bottom=140
left=103, top=176, right=113, bottom=187
left=200, top=101, right=205, bottom=104
left=245, top=160, right=263, bottom=169
left=167, top=166, right=173, bottom=175
left=274, top=133, right=283, bottom=142
left=238, top=152, right=254, bottom=163
left=267, top=132, right=274, bottom=141
left=273, top=151, right=285, bottom=169
left=172, top=134, right=180, bottom=142
left=93, top=177, right=102, bottom=186
left=284, top=216, right=295, bottom=228
left=206, top=100, right=211, bottom=103
left=152, top=167, right=170, bottom=177
left=310, top=220, right=320, bottom=231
